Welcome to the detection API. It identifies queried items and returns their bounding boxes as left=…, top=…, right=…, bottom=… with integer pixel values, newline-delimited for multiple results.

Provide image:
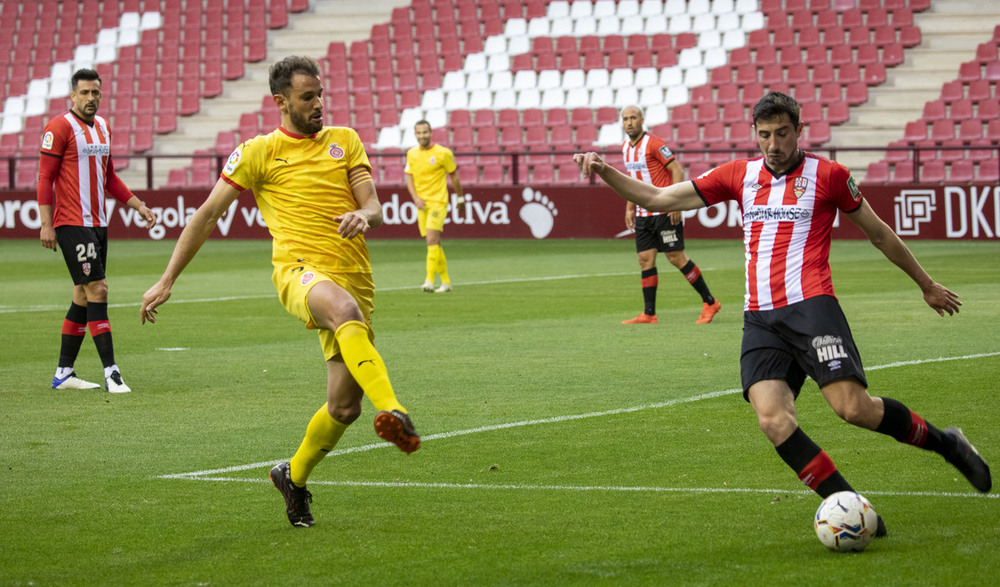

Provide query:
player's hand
left=140, top=281, right=171, bottom=324
left=40, top=225, right=57, bottom=251
left=334, top=211, right=370, bottom=240
left=624, top=209, right=636, bottom=230
left=669, top=211, right=683, bottom=224
left=573, top=152, right=605, bottom=178
left=137, top=204, right=158, bottom=229
left=922, top=282, right=961, bottom=316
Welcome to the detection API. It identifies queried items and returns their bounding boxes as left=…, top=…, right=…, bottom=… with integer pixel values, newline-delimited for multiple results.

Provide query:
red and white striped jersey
left=621, top=132, right=677, bottom=217
left=693, top=152, right=863, bottom=311
left=39, top=111, right=114, bottom=227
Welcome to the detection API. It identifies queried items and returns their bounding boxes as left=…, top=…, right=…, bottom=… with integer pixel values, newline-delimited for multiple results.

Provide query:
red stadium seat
left=949, top=159, right=974, bottom=181
left=903, top=121, right=928, bottom=143
left=979, top=159, right=1000, bottom=182
left=866, top=160, right=889, bottom=182
left=930, top=119, right=955, bottom=143
left=922, top=100, right=946, bottom=121
left=920, top=160, right=946, bottom=183
left=891, top=160, right=914, bottom=183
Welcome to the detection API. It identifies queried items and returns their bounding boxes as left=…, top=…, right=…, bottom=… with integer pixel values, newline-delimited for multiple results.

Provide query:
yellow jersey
left=404, top=143, right=456, bottom=206
left=222, top=126, right=373, bottom=273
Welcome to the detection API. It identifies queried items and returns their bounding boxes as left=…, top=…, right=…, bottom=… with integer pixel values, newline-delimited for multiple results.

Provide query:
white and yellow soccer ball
left=814, top=491, right=878, bottom=552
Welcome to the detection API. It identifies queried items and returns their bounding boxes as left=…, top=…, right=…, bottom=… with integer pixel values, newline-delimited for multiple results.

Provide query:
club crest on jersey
left=301, top=271, right=315, bottom=286
left=82, top=262, right=91, bottom=276
left=329, top=144, right=344, bottom=159
left=42, top=131, right=54, bottom=150
left=429, top=156, right=437, bottom=165
left=224, top=148, right=242, bottom=175
left=793, top=176, right=809, bottom=198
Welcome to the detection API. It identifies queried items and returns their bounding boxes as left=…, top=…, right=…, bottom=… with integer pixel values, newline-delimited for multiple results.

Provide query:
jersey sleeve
left=404, top=147, right=415, bottom=175
left=441, top=147, right=457, bottom=173
left=648, top=135, right=676, bottom=167
left=221, top=137, right=264, bottom=191
left=828, top=161, right=864, bottom=213
left=692, top=160, right=743, bottom=206
left=345, top=128, right=372, bottom=172
left=40, top=118, right=68, bottom=158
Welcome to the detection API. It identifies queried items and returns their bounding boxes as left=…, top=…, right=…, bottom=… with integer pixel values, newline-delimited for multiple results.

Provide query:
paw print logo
left=519, top=187, right=558, bottom=239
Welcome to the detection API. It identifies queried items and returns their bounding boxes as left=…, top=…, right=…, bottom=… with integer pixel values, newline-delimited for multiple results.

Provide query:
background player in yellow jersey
left=405, top=120, right=464, bottom=293
left=139, top=56, right=419, bottom=528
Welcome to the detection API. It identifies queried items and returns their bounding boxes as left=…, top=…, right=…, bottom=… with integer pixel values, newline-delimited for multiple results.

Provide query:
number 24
left=75, top=243, right=96, bottom=262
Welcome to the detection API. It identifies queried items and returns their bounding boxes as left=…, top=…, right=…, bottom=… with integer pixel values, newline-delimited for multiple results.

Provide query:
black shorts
left=739, top=295, right=867, bottom=401
left=634, top=214, right=685, bottom=253
left=56, top=226, right=108, bottom=285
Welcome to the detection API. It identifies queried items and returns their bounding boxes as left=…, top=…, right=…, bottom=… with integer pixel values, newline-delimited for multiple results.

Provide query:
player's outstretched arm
left=140, top=179, right=241, bottom=324
left=573, top=152, right=702, bottom=213
left=846, top=198, right=961, bottom=316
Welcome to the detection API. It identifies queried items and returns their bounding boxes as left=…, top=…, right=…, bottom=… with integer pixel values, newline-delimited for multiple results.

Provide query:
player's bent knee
left=327, top=400, right=362, bottom=425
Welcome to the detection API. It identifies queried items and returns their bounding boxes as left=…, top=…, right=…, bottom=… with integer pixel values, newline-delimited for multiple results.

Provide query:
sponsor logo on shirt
left=659, top=145, right=673, bottom=159
left=329, top=143, right=344, bottom=159
left=42, top=131, right=54, bottom=150
left=224, top=147, right=242, bottom=175
left=744, top=205, right=812, bottom=222
left=81, top=143, right=110, bottom=156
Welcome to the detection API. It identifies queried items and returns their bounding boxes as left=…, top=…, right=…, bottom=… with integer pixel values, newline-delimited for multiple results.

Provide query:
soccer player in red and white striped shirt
left=575, top=92, right=991, bottom=533
left=619, top=105, right=720, bottom=325
left=37, top=68, right=157, bottom=393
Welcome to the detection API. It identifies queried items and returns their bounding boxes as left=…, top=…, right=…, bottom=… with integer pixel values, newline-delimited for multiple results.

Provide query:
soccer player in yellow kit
left=405, top=120, right=464, bottom=292
left=139, top=56, right=419, bottom=528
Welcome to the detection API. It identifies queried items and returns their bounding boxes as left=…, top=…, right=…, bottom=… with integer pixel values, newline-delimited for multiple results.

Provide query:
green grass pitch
left=1, top=237, right=998, bottom=585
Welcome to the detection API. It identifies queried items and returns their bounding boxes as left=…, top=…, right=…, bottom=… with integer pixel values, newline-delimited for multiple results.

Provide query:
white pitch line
left=166, top=477, right=999, bottom=500
left=0, top=271, right=632, bottom=314
left=160, top=350, right=1000, bottom=483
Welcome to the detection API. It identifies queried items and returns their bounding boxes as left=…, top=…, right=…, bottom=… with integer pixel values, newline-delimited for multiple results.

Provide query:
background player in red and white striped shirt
left=37, top=68, right=157, bottom=393
left=576, top=92, right=990, bottom=535
left=619, top=105, right=721, bottom=325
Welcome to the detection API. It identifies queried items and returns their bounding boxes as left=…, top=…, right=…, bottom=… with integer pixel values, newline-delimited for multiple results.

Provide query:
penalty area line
left=158, top=351, right=1000, bottom=481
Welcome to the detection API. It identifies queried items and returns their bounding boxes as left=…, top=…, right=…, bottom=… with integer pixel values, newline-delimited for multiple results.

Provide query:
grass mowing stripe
left=159, top=351, right=999, bottom=481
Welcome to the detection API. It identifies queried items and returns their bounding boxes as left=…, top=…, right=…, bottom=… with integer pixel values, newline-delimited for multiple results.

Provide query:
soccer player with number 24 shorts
left=37, top=67, right=158, bottom=394
left=575, top=91, right=991, bottom=537
left=140, top=56, right=419, bottom=528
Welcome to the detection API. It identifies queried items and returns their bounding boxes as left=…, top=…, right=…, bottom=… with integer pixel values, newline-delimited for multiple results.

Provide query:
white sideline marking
left=160, top=351, right=1000, bottom=495
left=0, top=272, right=632, bottom=314
left=159, top=477, right=1000, bottom=500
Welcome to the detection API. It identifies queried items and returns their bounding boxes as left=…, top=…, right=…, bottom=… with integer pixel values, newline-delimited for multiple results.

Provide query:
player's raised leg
left=824, top=384, right=992, bottom=493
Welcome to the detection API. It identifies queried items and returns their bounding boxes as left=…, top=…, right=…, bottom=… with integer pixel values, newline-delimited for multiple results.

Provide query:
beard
left=290, top=109, right=322, bottom=135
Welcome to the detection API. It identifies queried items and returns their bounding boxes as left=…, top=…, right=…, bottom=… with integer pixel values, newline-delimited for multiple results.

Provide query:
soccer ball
left=814, top=491, right=878, bottom=552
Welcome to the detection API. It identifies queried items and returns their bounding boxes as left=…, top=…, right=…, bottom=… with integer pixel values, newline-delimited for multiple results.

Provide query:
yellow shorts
left=272, top=262, right=375, bottom=361
left=417, top=203, right=447, bottom=236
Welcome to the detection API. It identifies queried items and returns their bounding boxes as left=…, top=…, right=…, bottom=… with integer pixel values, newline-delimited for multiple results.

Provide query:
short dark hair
left=268, top=56, right=321, bottom=96
left=752, top=91, right=800, bottom=128
left=414, top=119, right=431, bottom=130
left=71, top=68, right=101, bottom=90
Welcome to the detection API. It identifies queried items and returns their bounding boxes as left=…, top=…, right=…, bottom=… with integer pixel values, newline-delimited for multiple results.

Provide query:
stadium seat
left=949, top=159, right=974, bottom=181
left=979, top=158, right=1000, bottom=182
left=920, top=159, right=946, bottom=183
left=865, top=160, right=890, bottom=182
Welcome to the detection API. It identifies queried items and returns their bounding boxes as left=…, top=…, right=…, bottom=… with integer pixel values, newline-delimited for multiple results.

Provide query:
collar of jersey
left=279, top=126, right=318, bottom=140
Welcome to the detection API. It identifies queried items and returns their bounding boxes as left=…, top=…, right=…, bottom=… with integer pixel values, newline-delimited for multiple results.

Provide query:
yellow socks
left=335, top=320, right=405, bottom=414
left=436, top=245, right=450, bottom=285
left=289, top=403, right=348, bottom=487
left=425, top=245, right=440, bottom=283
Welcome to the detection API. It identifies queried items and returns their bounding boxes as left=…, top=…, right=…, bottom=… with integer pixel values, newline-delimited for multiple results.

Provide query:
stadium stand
left=1, top=0, right=998, bottom=188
